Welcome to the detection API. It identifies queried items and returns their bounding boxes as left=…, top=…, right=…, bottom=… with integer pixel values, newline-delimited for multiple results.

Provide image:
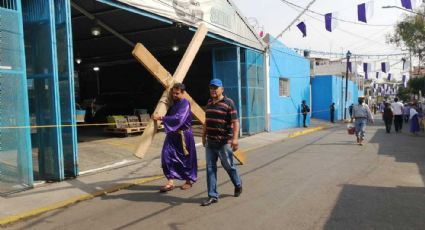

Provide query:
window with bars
left=279, top=78, right=290, bottom=97
left=0, top=0, right=17, bottom=10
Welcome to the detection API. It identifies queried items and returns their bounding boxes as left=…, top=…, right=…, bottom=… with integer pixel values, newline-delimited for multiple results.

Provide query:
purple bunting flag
left=376, top=72, right=380, bottom=79
left=402, top=75, right=408, bottom=87
left=381, top=62, right=390, bottom=73
left=325, top=13, right=338, bottom=32
left=387, top=73, right=392, bottom=81
left=358, top=2, right=374, bottom=23
left=358, top=3, right=367, bottom=23
left=402, top=58, right=410, bottom=71
left=296, top=22, right=307, bottom=37
left=401, top=0, right=412, bottom=9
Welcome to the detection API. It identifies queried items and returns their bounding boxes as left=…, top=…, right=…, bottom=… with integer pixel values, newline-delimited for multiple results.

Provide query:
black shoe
left=234, top=186, right=242, bottom=197
left=201, top=198, right=218, bottom=206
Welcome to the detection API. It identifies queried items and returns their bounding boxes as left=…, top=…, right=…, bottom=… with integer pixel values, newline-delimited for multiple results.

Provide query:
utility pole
left=344, top=51, right=352, bottom=120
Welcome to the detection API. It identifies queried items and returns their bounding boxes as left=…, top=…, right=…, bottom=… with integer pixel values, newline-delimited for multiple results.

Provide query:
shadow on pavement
left=324, top=120, right=425, bottom=229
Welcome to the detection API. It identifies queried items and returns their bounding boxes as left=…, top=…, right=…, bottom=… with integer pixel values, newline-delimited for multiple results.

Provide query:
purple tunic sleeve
left=162, top=99, right=190, bottom=133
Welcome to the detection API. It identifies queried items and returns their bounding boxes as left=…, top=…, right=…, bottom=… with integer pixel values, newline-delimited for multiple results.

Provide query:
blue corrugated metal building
left=267, top=36, right=311, bottom=131
left=0, top=0, right=267, bottom=193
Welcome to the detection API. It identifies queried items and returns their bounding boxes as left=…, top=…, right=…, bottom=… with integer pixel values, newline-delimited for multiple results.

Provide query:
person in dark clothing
left=349, top=103, right=354, bottom=122
left=330, top=103, right=335, bottom=123
left=382, top=102, right=393, bottom=133
left=301, top=100, right=310, bottom=128
left=372, top=104, right=377, bottom=114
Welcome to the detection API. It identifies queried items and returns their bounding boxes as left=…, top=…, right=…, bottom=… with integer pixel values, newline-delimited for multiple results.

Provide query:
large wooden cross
left=132, top=23, right=246, bottom=164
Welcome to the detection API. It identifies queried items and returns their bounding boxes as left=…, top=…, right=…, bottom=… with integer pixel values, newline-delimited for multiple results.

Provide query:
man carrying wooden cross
left=201, top=79, right=242, bottom=206
left=153, top=83, right=197, bottom=192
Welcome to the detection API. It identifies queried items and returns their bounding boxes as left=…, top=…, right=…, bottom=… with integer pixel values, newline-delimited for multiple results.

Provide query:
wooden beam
left=182, top=93, right=205, bottom=124
left=132, top=43, right=173, bottom=88
left=173, top=24, right=208, bottom=83
left=134, top=90, right=170, bottom=158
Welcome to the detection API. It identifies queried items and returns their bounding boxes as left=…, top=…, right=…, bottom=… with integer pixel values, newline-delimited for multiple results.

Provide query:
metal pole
left=344, top=52, right=350, bottom=120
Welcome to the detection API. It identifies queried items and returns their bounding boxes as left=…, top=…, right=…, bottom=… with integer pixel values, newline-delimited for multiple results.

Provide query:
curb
left=0, top=125, right=329, bottom=226
left=0, top=176, right=162, bottom=226
left=287, top=125, right=329, bottom=138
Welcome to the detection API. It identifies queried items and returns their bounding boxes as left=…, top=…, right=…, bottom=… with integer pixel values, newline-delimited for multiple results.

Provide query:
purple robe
left=161, top=98, right=197, bottom=182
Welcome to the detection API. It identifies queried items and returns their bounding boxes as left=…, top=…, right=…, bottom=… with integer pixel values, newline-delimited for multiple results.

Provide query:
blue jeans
left=355, top=118, right=367, bottom=139
left=206, top=142, right=242, bottom=199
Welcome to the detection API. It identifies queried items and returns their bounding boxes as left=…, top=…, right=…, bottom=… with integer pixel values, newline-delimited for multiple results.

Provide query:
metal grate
left=0, top=0, right=17, bottom=10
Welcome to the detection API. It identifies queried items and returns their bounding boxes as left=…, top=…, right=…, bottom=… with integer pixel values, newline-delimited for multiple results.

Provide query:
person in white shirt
left=352, top=97, right=374, bottom=145
left=391, top=98, right=404, bottom=133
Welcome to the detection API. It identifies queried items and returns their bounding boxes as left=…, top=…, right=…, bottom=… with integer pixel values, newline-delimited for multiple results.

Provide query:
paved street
left=5, top=121, right=425, bottom=230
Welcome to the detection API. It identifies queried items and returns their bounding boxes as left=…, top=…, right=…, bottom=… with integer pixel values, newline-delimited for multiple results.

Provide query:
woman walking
left=382, top=102, right=393, bottom=133
left=409, top=104, right=420, bottom=135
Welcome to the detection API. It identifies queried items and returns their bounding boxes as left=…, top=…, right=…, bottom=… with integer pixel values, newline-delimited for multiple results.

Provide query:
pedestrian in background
left=409, top=103, right=420, bottom=135
left=330, top=103, right=335, bottom=123
left=301, top=100, right=310, bottom=128
left=403, top=103, right=410, bottom=123
left=352, top=96, right=374, bottom=145
left=382, top=102, right=393, bottom=133
left=201, top=79, right=242, bottom=206
left=379, top=102, right=385, bottom=113
left=349, top=103, right=354, bottom=122
left=391, top=98, right=404, bottom=133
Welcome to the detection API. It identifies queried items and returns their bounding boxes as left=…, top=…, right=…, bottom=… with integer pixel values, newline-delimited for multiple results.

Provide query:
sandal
left=181, top=182, right=192, bottom=190
left=159, top=184, right=175, bottom=193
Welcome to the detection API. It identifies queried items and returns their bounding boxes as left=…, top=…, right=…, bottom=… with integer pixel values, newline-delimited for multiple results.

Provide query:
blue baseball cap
left=209, top=79, right=223, bottom=87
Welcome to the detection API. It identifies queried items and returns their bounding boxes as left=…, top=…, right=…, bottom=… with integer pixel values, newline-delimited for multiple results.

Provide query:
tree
left=387, top=9, right=425, bottom=66
left=397, top=86, right=411, bottom=102
left=408, top=76, right=425, bottom=96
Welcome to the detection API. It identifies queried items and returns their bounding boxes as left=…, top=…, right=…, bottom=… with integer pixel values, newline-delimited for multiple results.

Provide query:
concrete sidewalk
left=0, top=119, right=335, bottom=226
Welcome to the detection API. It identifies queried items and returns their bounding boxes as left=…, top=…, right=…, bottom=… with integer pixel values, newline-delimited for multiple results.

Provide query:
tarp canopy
left=115, top=0, right=265, bottom=50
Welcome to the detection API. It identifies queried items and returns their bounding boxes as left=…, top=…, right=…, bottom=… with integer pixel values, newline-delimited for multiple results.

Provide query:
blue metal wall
left=0, top=0, right=33, bottom=194
left=212, top=47, right=266, bottom=135
left=54, top=0, right=78, bottom=177
left=269, top=40, right=311, bottom=131
left=240, top=49, right=265, bottom=135
left=312, top=75, right=359, bottom=121
left=22, top=0, right=77, bottom=180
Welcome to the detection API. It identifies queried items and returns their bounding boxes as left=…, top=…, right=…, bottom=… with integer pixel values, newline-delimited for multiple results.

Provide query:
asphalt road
left=7, top=122, right=425, bottom=230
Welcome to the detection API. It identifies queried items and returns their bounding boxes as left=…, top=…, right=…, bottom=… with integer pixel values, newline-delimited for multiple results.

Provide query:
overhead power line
left=293, top=48, right=408, bottom=58
left=271, top=0, right=317, bottom=43
left=279, top=0, right=394, bottom=27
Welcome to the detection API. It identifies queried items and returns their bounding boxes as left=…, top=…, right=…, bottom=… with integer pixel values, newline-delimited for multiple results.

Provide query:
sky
left=232, top=0, right=424, bottom=80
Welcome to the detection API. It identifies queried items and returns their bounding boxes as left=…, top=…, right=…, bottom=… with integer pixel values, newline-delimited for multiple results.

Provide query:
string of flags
left=295, top=0, right=417, bottom=37
left=350, top=59, right=410, bottom=87
left=370, top=82, right=401, bottom=96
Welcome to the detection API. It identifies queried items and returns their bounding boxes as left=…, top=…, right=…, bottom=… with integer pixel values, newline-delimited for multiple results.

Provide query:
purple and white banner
left=325, top=12, right=338, bottom=32
left=358, top=1, right=374, bottom=23
left=381, top=62, right=390, bottom=73
left=402, top=58, right=410, bottom=71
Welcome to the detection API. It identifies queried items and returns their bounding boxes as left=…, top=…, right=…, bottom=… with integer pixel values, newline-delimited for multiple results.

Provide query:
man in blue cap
left=201, top=78, right=242, bottom=206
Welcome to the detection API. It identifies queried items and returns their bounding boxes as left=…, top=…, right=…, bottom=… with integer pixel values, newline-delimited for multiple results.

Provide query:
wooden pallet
left=104, top=126, right=146, bottom=136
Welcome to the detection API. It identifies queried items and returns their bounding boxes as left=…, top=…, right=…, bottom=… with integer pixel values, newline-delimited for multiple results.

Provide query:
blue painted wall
left=312, top=75, right=360, bottom=121
left=269, top=40, right=311, bottom=131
